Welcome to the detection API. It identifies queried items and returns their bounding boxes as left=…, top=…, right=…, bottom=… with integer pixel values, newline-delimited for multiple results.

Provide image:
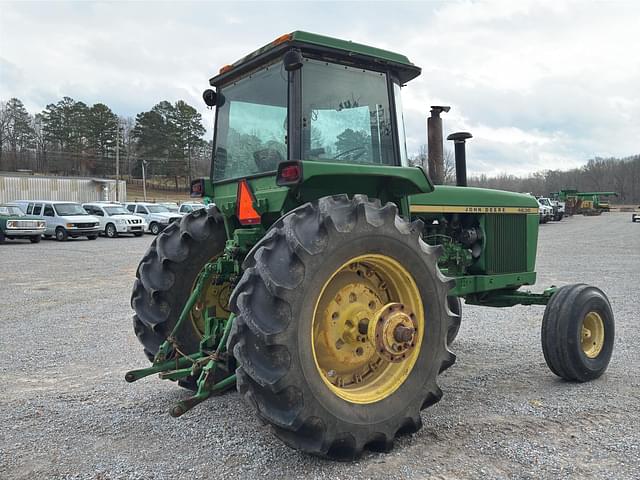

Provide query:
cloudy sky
left=1, top=0, right=639, bottom=176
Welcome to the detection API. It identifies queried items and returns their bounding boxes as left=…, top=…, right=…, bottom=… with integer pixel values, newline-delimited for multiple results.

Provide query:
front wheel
left=30, top=236, right=42, bottom=243
left=541, top=284, right=614, bottom=382
left=105, top=223, right=118, bottom=238
left=228, top=195, right=455, bottom=459
left=55, top=228, right=68, bottom=241
left=446, top=296, right=462, bottom=345
left=149, top=222, right=160, bottom=235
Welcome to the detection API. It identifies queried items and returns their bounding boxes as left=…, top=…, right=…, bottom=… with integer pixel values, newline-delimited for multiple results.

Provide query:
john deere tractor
left=126, top=32, right=615, bottom=459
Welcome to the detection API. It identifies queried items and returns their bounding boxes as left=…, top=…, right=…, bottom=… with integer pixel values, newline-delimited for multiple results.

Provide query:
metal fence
left=0, top=173, right=126, bottom=204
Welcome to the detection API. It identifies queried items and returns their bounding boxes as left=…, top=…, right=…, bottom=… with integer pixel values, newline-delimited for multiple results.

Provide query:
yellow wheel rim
left=311, top=254, right=424, bottom=404
left=190, top=257, right=232, bottom=337
left=581, top=311, right=605, bottom=358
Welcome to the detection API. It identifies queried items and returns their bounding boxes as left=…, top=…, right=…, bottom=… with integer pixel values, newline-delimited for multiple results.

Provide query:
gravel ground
left=0, top=212, right=638, bottom=480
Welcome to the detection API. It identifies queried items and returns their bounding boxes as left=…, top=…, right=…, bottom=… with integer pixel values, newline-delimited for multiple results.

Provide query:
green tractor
left=126, top=32, right=615, bottom=459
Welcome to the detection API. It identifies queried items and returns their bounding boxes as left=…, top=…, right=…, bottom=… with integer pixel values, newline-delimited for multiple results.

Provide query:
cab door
left=42, top=203, right=56, bottom=235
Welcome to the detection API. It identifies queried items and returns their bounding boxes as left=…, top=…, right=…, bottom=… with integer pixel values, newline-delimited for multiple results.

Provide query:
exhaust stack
left=427, top=106, right=450, bottom=184
left=446, top=132, right=472, bottom=187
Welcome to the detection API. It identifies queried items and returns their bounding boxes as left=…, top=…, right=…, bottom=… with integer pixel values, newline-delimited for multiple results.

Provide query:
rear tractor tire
left=228, top=195, right=456, bottom=459
left=131, top=207, right=233, bottom=389
left=541, top=284, right=614, bottom=382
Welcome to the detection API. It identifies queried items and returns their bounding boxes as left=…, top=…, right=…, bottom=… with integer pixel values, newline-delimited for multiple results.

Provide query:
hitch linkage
left=125, top=259, right=237, bottom=417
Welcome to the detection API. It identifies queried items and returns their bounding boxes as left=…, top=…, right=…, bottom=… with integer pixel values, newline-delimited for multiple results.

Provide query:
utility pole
left=142, top=160, right=148, bottom=201
left=115, top=121, right=120, bottom=202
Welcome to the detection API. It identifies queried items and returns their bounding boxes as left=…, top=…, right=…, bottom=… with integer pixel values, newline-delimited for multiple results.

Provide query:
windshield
left=213, top=61, right=288, bottom=182
left=539, top=198, right=551, bottom=206
left=0, top=206, right=24, bottom=216
left=147, top=205, right=169, bottom=213
left=54, top=203, right=88, bottom=216
left=302, top=59, right=394, bottom=165
left=104, top=206, right=130, bottom=215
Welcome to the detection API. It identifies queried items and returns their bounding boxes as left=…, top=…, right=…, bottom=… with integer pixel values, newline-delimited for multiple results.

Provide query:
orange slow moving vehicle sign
left=236, top=179, right=261, bottom=225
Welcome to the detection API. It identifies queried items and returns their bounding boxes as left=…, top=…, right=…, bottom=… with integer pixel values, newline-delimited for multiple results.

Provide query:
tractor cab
left=204, top=31, right=421, bottom=184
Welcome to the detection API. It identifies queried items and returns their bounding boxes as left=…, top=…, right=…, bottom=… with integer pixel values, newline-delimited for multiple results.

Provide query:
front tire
left=228, top=195, right=455, bottom=459
left=149, top=222, right=160, bottom=235
left=105, top=223, right=118, bottom=238
left=541, top=284, right=614, bottom=382
left=30, top=236, right=42, bottom=243
left=446, top=296, right=462, bottom=345
left=55, top=228, right=68, bottom=241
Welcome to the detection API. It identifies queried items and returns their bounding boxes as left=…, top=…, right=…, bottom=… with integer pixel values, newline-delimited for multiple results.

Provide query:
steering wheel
left=333, top=146, right=367, bottom=161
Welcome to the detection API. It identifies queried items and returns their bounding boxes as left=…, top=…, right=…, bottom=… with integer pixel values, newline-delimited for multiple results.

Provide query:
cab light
left=219, top=64, right=233, bottom=74
left=273, top=33, right=293, bottom=46
left=236, top=180, right=261, bottom=225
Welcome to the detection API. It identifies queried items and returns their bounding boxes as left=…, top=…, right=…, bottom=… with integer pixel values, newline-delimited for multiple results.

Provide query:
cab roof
left=210, top=31, right=422, bottom=87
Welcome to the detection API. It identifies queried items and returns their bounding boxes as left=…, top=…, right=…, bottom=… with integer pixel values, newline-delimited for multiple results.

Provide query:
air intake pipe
left=447, top=132, right=472, bottom=187
left=427, top=106, right=450, bottom=184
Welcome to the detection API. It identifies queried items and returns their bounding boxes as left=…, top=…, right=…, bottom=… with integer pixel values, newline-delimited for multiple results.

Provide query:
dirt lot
left=1, top=212, right=638, bottom=479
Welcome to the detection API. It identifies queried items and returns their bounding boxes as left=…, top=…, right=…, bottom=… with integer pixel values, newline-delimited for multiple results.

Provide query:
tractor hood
left=409, top=186, right=539, bottom=214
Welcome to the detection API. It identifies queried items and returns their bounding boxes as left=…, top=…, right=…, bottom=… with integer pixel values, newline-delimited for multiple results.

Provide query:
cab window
left=43, top=205, right=54, bottom=217
left=302, top=59, right=394, bottom=165
left=126, top=204, right=136, bottom=213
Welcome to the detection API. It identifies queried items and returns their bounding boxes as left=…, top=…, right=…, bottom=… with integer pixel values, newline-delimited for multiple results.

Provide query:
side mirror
left=203, top=89, right=221, bottom=108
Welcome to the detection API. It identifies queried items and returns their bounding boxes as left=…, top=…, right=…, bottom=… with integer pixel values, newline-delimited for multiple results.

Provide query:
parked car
left=123, top=202, right=182, bottom=235
left=83, top=202, right=146, bottom=238
left=0, top=204, right=46, bottom=243
left=12, top=200, right=101, bottom=241
left=538, top=197, right=563, bottom=221
left=536, top=198, right=553, bottom=223
left=178, top=202, right=206, bottom=215
left=160, top=202, right=180, bottom=213
left=632, top=210, right=640, bottom=222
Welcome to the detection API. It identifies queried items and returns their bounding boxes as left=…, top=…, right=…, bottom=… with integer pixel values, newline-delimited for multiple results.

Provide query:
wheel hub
left=581, top=311, right=605, bottom=358
left=312, top=254, right=425, bottom=404
left=190, top=258, right=232, bottom=337
left=370, top=303, right=418, bottom=363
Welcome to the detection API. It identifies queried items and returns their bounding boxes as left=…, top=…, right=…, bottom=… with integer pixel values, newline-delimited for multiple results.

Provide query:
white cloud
left=0, top=1, right=638, bottom=175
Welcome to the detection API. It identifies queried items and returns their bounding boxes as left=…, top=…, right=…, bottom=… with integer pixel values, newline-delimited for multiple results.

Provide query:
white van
left=13, top=200, right=101, bottom=241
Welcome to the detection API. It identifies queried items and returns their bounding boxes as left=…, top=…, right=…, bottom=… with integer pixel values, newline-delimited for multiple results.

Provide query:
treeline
left=0, top=97, right=211, bottom=184
left=468, top=156, right=640, bottom=204
left=409, top=145, right=640, bottom=204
